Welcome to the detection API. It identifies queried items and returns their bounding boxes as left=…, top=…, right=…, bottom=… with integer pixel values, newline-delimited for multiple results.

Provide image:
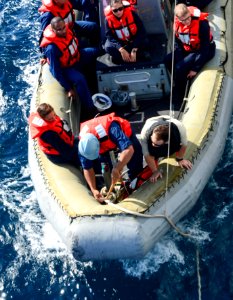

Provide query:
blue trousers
left=75, top=0, right=99, bottom=24
left=164, top=43, right=216, bottom=98
left=63, top=67, right=94, bottom=112
left=74, top=20, right=100, bottom=46
left=104, top=38, right=149, bottom=65
left=63, top=46, right=99, bottom=116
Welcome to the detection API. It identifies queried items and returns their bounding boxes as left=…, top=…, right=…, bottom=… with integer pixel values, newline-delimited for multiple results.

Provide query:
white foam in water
left=184, top=225, right=211, bottom=242
left=121, top=239, right=185, bottom=279
left=0, top=162, right=93, bottom=288
left=40, top=222, right=67, bottom=251
left=217, top=202, right=233, bottom=220
left=0, top=90, right=7, bottom=132
left=0, top=89, right=6, bottom=114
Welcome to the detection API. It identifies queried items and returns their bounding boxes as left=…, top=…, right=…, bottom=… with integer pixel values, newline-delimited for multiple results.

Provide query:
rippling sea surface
left=0, top=1, right=233, bottom=299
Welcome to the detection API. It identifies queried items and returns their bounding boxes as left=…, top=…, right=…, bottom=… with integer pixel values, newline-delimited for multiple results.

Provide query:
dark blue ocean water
left=0, top=1, right=233, bottom=299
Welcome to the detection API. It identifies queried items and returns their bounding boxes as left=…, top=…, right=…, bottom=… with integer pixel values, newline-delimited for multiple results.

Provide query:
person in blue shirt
left=103, top=0, right=149, bottom=64
left=78, top=114, right=143, bottom=202
left=39, top=0, right=100, bottom=46
left=40, top=17, right=99, bottom=120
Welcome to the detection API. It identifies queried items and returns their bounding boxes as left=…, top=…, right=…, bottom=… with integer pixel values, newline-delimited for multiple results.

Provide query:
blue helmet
left=78, top=133, right=100, bottom=160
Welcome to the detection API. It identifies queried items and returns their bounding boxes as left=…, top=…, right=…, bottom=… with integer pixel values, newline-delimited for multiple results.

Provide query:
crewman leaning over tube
left=140, top=115, right=193, bottom=183
left=29, top=103, right=81, bottom=167
left=78, top=113, right=143, bottom=203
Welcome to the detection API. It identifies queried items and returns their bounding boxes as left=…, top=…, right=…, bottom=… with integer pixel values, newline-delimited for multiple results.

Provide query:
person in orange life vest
left=78, top=113, right=143, bottom=202
left=39, top=0, right=99, bottom=46
left=40, top=17, right=99, bottom=120
left=140, top=116, right=192, bottom=183
left=29, top=103, right=81, bottom=167
left=103, top=0, right=149, bottom=64
left=164, top=4, right=215, bottom=102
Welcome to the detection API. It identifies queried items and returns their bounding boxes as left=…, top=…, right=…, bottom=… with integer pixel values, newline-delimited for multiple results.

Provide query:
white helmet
left=92, top=93, right=112, bottom=111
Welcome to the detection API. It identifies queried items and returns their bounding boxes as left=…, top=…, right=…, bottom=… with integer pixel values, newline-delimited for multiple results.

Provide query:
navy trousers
left=164, top=43, right=216, bottom=100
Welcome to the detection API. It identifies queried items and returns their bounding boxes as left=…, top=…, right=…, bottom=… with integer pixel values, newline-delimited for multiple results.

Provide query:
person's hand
left=67, top=89, right=75, bottom=98
left=111, top=167, right=121, bottom=185
left=130, top=49, right=137, bottom=62
left=187, top=70, right=197, bottom=79
left=177, top=159, right=193, bottom=170
left=40, top=58, right=47, bottom=65
left=92, top=189, right=105, bottom=203
left=149, top=170, right=162, bottom=183
left=119, top=48, right=131, bottom=62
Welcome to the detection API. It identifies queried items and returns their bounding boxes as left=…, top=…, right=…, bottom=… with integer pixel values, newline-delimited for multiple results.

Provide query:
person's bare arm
left=145, top=154, right=162, bottom=183
left=83, top=168, right=103, bottom=202
left=111, top=145, right=134, bottom=184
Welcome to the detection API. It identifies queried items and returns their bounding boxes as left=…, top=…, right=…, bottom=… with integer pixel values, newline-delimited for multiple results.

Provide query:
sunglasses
left=178, top=15, right=191, bottom=23
left=112, top=6, right=124, bottom=13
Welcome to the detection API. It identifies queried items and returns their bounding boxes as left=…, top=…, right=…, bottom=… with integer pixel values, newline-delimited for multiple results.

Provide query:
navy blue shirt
left=79, top=122, right=132, bottom=170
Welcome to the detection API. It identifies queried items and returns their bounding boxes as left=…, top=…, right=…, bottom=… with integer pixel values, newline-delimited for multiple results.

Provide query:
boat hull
left=29, top=0, right=233, bottom=260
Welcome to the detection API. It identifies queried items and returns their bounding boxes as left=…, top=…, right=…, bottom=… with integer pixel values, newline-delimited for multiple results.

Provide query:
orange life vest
left=174, top=6, right=212, bottom=51
left=104, top=5, right=137, bottom=42
left=29, top=112, right=74, bottom=155
left=40, top=24, right=80, bottom=67
left=79, top=113, right=132, bottom=154
left=38, top=0, right=75, bottom=28
left=129, top=0, right=137, bottom=5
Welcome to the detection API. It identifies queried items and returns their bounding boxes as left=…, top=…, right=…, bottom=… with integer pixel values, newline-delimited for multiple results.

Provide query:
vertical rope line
left=68, top=96, right=74, bottom=134
left=162, top=9, right=202, bottom=298
left=196, top=247, right=202, bottom=300
left=164, top=1, right=177, bottom=213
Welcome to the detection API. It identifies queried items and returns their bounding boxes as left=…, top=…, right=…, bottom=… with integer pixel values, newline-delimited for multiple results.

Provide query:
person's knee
left=103, top=42, right=112, bottom=54
left=73, top=73, right=89, bottom=90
